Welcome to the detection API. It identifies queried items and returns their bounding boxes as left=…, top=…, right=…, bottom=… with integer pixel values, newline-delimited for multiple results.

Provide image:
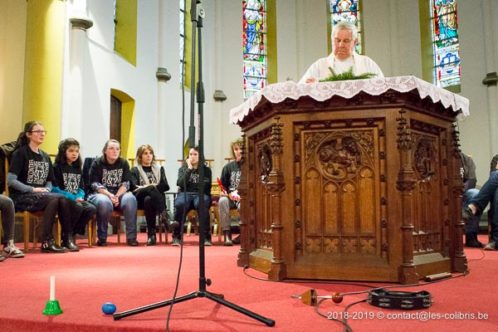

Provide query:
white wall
left=457, top=0, right=492, bottom=182
left=210, top=0, right=245, bottom=176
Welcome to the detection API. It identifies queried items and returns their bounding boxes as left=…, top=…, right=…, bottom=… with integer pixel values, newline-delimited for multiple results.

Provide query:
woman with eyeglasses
left=7, top=121, right=73, bottom=253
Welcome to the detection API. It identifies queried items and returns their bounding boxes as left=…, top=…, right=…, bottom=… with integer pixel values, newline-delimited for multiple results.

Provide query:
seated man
left=464, top=153, right=498, bottom=250
left=460, top=152, right=481, bottom=247
left=218, top=138, right=243, bottom=246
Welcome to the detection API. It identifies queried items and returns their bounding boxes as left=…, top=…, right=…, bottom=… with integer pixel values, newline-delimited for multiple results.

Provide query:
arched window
left=243, top=0, right=267, bottom=99
left=328, top=0, right=363, bottom=54
left=179, top=0, right=188, bottom=88
left=430, top=0, right=460, bottom=88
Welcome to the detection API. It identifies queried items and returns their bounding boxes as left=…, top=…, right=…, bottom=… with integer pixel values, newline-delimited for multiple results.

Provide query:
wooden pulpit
left=230, top=76, right=469, bottom=284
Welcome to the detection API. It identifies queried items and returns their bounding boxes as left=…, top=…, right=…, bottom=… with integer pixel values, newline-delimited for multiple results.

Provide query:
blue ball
left=102, top=302, right=117, bottom=315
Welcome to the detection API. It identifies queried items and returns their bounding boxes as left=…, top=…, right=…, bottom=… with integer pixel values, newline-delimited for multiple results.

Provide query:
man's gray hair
left=332, top=21, right=358, bottom=41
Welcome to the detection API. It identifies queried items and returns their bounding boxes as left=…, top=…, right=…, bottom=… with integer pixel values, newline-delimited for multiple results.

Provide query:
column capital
left=70, top=17, right=93, bottom=31
left=482, top=72, right=498, bottom=86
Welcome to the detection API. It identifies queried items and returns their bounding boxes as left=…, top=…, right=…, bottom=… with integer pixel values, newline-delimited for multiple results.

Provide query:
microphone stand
left=113, top=0, right=274, bottom=327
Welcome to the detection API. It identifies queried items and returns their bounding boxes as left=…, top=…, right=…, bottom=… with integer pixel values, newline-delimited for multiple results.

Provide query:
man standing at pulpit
left=298, top=21, right=384, bottom=84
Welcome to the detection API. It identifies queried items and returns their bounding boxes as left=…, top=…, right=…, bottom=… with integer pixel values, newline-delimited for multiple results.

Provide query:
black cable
left=244, top=263, right=472, bottom=331
left=314, top=297, right=358, bottom=332
left=165, top=1, right=188, bottom=331
left=466, top=247, right=487, bottom=261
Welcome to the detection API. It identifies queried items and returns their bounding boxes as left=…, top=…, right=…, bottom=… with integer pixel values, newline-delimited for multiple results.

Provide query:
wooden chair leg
left=116, top=216, right=121, bottom=244
left=92, top=218, right=97, bottom=245
left=23, top=212, right=30, bottom=252
left=186, top=220, right=192, bottom=236
left=157, top=217, right=168, bottom=245
left=87, top=217, right=96, bottom=247
left=55, top=219, right=61, bottom=247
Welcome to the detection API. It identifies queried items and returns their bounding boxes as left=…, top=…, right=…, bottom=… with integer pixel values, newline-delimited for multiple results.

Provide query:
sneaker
left=172, top=238, right=181, bottom=246
left=3, top=241, right=25, bottom=258
left=0, top=253, right=5, bottom=262
left=484, top=242, right=497, bottom=251
left=204, top=239, right=212, bottom=247
left=126, top=239, right=139, bottom=246
left=96, top=239, right=107, bottom=247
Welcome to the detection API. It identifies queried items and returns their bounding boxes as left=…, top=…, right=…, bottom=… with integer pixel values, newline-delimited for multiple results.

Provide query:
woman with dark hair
left=7, top=121, right=72, bottom=253
left=131, top=144, right=172, bottom=246
left=173, top=146, right=212, bottom=246
left=52, top=138, right=96, bottom=247
left=88, top=139, right=138, bottom=246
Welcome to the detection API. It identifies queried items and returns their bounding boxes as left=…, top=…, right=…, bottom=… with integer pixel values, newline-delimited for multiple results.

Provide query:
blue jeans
left=469, top=171, right=498, bottom=243
left=463, top=188, right=480, bottom=236
left=173, top=192, right=211, bottom=240
left=88, top=192, right=137, bottom=241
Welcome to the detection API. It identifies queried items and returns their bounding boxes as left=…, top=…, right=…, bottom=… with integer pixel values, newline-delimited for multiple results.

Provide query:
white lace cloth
left=229, top=76, right=470, bottom=124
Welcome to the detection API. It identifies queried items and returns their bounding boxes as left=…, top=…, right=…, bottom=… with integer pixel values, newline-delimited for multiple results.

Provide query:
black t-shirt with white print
left=53, top=163, right=83, bottom=194
left=9, top=145, right=54, bottom=198
left=89, top=156, right=131, bottom=195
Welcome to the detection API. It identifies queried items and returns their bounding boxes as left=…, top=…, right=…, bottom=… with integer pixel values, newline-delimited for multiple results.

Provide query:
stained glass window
left=430, top=0, right=460, bottom=88
left=243, top=0, right=267, bottom=99
left=179, top=0, right=186, bottom=87
left=329, top=0, right=362, bottom=54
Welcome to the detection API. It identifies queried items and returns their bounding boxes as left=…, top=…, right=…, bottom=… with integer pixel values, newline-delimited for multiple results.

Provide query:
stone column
left=63, top=1, right=93, bottom=143
left=156, top=0, right=171, bottom=156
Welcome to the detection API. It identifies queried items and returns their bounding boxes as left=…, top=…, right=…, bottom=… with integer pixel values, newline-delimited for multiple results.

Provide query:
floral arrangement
left=319, top=67, right=376, bottom=82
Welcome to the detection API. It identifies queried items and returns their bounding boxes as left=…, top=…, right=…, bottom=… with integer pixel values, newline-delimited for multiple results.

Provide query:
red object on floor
left=0, top=233, right=497, bottom=331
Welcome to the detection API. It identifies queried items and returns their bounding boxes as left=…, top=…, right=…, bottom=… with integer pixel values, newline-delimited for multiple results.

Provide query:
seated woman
left=173, top=146, right=212, bottom=246
left=88, top=139, right=138, bottom=246
left=131, top=144, right=172, bottom=246
left=8, top=121, right=72, bottom=253
left=52, top=138, right=96, bottom=247
left=0, top=194, right=24, bottom=260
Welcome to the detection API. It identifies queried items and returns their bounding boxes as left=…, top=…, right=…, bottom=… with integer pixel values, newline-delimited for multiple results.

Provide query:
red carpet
left=1, top=234, right=497, bottom=331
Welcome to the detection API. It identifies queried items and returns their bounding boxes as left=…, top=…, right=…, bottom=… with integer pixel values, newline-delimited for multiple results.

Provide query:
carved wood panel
left=252, top=135, right=274, bottom=251
left=411, top=122, right=447, bottom=255
left=293, top=118, right=386, bottom=259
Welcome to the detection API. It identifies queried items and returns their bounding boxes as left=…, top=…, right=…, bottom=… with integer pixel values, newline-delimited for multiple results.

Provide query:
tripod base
left=113, top=290, right=275, bottom=327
